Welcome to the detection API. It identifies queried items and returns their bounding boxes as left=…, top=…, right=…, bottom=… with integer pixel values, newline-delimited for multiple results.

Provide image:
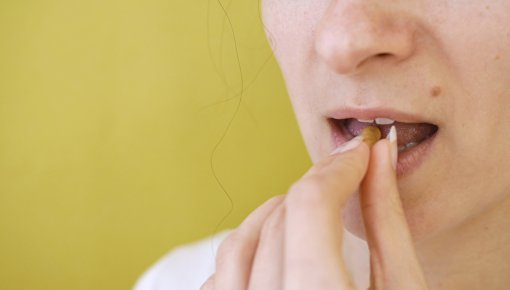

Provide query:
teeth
left=405, top=142, right=419, bottom=150
left=398, top=141, right=420, bottom=153
left=375, top=118, right=395, bottom=125
left=355, top=118, right=395, bottom=125
left=356, top=118, right=375, bottom=123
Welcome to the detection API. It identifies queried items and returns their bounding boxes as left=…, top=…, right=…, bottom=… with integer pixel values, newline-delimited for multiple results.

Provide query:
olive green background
left=0, top=0, right=311, bottom=289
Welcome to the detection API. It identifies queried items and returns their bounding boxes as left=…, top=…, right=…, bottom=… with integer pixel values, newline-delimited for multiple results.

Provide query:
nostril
left=376, top=52, right=392, bottom=58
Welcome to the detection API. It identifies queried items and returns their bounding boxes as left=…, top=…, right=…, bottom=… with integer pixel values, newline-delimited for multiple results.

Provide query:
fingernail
left=330, top=136, right=363, bottom=155
left=387, top=126, right=398, bottom=170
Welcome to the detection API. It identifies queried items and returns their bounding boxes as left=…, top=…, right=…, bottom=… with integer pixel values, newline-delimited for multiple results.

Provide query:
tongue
left=344, top=119, right=437, bottom=146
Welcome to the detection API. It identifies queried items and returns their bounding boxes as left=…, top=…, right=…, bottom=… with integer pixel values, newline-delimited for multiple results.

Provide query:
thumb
left=360, top=127, right=429, bottom=290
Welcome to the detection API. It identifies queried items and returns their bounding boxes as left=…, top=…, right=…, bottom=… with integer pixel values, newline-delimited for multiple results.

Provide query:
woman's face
left=262, top=0, right=510, bottom=242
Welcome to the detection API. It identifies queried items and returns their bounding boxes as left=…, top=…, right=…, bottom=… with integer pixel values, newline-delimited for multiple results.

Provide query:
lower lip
left=330, top=122, right=438, bottom=177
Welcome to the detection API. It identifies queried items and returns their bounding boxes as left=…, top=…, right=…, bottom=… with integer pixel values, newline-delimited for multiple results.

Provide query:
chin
left=341, top=191, right=436, bottom=244
left=342, top=192, right=369, bottom=240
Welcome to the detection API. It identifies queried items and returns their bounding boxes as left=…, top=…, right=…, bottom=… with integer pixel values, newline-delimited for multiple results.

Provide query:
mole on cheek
left=431, top=86, right=442, bottom=98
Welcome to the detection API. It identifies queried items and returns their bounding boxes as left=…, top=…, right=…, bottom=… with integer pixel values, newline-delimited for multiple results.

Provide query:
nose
left=314, top=1, right=417, bottom=75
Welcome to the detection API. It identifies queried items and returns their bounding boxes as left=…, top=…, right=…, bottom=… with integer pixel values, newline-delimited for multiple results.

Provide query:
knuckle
left=388, top=195, right=404, bottom=214
left=361, top=191, right=403, bottom=219
left=260, top=206, right=284, bottom=239
left=215, top=232, right=242, bottom=265
left=263, top=194, right=285, bottom=208
left=287, top=176, right=330, bottom=209
left=200, top=275, right=215, bottom=290
left=336, top=154, right=366, bottom=179
left=362, top=200, right=391, bottom=223
left=361, top=200, right=397, bottom=224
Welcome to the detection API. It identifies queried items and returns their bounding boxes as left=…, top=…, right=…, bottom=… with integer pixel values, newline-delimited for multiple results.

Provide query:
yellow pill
left=362, top=126, right=381, bottom=147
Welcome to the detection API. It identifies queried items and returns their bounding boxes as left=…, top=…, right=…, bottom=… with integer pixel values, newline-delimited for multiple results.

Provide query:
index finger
left=283, top=137, right=371, bottom=290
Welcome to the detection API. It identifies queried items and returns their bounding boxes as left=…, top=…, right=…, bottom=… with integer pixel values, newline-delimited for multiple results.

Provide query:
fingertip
left=371, top=139, right=394, bottom=171
left=359, top=140, right=372, bottom=165
left=200, top=275, right=215, bottom=290
left=362, top=139, right=397, bottom=198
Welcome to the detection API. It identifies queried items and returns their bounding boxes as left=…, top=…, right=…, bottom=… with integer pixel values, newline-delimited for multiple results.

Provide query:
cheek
left=261, top=0, right=327, bottom=74
left=431, top=0, right=510, bottom=184
left=435, top=1, right=510, bottom=117
left=262, top=0, right=331, bottom=161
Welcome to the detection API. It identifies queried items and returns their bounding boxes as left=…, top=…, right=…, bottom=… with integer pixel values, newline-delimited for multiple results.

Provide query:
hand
left=201, top=136, right=429, bottom=290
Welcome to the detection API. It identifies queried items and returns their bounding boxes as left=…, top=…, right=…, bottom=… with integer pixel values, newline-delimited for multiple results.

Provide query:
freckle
left=495, top=54, right=500, bottom=60
left=431, top=86, right=442, bottom=97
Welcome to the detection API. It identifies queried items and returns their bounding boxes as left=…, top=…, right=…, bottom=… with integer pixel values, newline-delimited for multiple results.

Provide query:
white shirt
left=133, top=229, right=369, bottom=290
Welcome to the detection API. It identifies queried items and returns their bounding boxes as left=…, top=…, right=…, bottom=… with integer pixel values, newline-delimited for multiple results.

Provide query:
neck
left=416, top=196, right=510, bottom=290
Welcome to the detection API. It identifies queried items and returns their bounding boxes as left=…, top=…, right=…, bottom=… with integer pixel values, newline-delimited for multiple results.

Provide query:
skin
left=203, top=138, right=429, bottom=290
left=203, top=0, right=510, bottom=289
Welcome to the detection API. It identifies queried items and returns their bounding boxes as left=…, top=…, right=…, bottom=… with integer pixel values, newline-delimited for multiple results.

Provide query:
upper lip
left=326, top=106, right=438, bottom=124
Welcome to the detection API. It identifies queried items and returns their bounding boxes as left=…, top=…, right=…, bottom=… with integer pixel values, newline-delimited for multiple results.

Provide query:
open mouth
left=330, top=118, right=439, bottom=153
